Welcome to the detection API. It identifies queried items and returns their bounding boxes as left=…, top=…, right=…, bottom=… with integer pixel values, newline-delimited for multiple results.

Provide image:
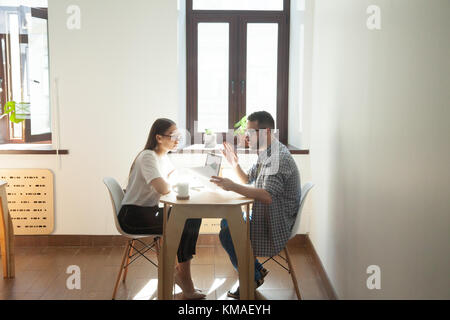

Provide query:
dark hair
left=128, top=118, right=176, bottom=179
left=144, top=118, right=176, bottom=151
left=247, top=111, right=275, bottom=129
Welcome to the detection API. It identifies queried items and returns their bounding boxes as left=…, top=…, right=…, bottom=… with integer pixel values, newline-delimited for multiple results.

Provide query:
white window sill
left=0, top=144, right=53, bottom=150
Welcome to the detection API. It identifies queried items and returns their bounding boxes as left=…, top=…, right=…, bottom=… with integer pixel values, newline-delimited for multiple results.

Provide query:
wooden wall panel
left=0, top=169, right=54, bottom=235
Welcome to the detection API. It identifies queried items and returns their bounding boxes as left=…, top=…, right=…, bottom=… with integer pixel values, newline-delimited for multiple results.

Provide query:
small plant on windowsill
left=234, top=115, right=249, bottom=148
left=204, top=129, right=217, bottom=148
left=0, top=101, right=30, bottom=124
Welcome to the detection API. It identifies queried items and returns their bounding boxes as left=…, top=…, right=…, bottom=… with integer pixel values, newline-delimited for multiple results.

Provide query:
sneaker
left=226, top=278, right=265, bottom=300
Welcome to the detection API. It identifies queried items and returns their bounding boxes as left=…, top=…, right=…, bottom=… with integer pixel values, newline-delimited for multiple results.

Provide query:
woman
left=119, top=118, right=205, bottom=299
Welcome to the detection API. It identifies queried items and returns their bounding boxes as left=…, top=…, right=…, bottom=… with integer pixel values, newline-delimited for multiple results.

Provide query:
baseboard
left=13, top=234, right=226, bottom=247
left=14, top=234, right=308, bottom=248
left=14, top=235, right=130, bottom=247
left=304, top=234, right=338, bottom=300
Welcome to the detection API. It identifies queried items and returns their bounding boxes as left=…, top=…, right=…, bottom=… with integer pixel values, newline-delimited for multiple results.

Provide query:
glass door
left=244, top=22, right=279, bottom=123
left=197, top=22, right=230, bottom=133
left=187, top=15, right=239, bottom=140
left=187, top=1, right=290, bottom=143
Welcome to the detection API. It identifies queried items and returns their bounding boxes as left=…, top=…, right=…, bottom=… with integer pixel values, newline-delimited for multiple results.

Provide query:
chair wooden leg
left=122, top=240, right=135, bottom=283
left=112, top=241, right=131, bottom=300
left=284, top=246, right=302, bottom=300
left=155, top=237, right=161, bottom=256
left=156, top=237, right=163, bottom=267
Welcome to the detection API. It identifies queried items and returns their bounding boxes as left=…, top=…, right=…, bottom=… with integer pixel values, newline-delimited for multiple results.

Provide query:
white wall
left=309, top=0, right=450, bottom=299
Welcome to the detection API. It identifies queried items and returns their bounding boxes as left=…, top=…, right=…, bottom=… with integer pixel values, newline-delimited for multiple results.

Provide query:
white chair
left=103, top=177, right=161, bottom=300
left=260, top=182, right=314, bottom=300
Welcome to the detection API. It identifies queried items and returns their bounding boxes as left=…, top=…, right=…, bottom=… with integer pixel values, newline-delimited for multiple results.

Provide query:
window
left=0, top=2, right=51, bottom=144
left=186, top=0, right=290, bottom=144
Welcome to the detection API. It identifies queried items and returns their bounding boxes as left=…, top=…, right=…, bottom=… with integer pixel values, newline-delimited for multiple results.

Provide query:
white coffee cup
left=173, top=182, right=189, bottom=198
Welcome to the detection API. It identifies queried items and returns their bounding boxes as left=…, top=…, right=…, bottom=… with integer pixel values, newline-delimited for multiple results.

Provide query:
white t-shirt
left=122, top=150, right=174, bottom=207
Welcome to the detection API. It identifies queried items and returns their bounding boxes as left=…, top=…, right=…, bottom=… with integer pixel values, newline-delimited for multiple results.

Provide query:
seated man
left=210, top=111, right=301, bottom=299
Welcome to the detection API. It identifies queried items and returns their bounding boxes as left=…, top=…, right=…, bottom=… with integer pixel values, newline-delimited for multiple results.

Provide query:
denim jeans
left=219, top=218, right=263, bottom=282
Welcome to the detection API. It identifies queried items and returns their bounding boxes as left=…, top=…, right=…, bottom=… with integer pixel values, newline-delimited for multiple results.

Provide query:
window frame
left=186, top=0, right=290, bottom=145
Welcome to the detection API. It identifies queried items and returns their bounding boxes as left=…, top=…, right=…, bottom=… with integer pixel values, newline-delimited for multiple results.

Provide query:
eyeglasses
left=161, top=134, right=182, bottom=141
left=244, top=129, right=260, bottom=137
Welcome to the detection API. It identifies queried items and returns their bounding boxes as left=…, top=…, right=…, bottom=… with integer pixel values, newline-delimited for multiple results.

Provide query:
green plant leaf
left=3, top=101, right=15, bottom=114
left=2, top=101, right=25, bottom=124
left=234, top=115, right=247, bottom=128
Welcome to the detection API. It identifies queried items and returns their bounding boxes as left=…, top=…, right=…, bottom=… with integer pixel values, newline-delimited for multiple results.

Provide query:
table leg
left=227, top=206, right=254, bottom=300
left=246, top=204, right=254, bottom=299
left=158, top=205, right=187, bottom=300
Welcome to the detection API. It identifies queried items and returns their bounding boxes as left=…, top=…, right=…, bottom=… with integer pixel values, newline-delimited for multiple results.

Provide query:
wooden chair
left=0, top=180, right=15, bottom=279
left=103, top=177, right=161, bottom=300
left=259, top=182, right=314, bottom=300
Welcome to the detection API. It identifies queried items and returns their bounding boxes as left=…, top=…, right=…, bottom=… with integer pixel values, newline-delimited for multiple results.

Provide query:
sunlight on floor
left=217, top=280, right=239, bottom=300
left=133, top=279, right=158, bottom=300
left=207, top=278, right=227, bottom=295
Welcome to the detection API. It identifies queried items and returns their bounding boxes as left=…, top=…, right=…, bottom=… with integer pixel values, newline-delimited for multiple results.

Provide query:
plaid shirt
left=247, top=140, right=301, bottom=257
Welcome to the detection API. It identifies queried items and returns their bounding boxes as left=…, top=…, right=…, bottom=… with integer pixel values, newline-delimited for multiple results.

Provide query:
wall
left=309, top=0, right=450, bottom=299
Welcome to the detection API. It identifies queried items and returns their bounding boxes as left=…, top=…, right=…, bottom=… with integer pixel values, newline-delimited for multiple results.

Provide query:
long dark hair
left=128, top=118, right=176, bottom=179
left=144, top=118, right=176, bottom=151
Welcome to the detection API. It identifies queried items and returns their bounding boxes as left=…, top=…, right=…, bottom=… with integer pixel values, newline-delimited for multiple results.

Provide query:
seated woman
left=119, top=118, right=205, bottom=299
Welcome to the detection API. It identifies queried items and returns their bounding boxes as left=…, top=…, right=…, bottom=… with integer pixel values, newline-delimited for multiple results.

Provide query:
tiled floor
left=0, top=238, right=330, bottom=300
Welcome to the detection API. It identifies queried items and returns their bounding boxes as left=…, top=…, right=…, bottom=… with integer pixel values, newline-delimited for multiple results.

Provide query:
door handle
left=231, top=80, right=235, bottom=94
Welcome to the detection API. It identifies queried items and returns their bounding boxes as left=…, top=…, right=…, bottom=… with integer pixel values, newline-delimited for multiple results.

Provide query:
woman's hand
left=210, top=176, right=236, bottom=191
left=222, top=142, right=239, bottom=168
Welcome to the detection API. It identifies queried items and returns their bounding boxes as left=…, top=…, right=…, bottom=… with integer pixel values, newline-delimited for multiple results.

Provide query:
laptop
left=189, top=153, right=222, bottom=189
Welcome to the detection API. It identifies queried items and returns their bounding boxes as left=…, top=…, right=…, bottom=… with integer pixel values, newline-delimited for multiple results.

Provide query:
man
left=210, top=111, right=301, bottom=299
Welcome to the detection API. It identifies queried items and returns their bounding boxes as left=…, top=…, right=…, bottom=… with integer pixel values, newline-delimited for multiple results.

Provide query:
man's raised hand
left=222, top=142, right=239, bottom=168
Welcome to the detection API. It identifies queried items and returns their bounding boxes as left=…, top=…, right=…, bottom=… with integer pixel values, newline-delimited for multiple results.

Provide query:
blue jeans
left=219, top=218, right=263, bottom=282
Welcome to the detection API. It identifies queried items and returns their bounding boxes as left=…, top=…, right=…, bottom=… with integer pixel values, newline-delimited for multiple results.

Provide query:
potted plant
left=234, top=115, right=249, bottom=148
left=204, top=128, right=217, bottom=148
left=1, top=101, right=30, bottom=123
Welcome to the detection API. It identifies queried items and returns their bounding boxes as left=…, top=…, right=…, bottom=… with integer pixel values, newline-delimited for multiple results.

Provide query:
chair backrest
left=290, top=182, right=314, bottom=240
left=103, top=177, right=126, bottom=235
